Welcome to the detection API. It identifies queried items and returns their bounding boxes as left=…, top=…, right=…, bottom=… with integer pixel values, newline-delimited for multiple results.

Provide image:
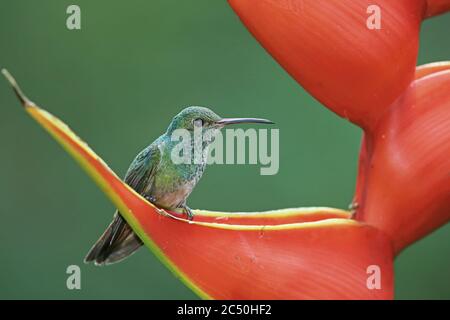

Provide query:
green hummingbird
left=84, top=106, right=273, bottom=265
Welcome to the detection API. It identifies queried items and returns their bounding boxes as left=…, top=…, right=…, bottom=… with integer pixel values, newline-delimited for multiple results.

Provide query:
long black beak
left=216, top=118, right=274, bottom=125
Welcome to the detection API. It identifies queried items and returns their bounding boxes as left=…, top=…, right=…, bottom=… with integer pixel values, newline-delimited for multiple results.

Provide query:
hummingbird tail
left=84, top=212, right=143, bottom=266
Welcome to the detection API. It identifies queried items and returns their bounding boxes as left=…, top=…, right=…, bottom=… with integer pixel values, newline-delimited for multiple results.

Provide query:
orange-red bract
left=354, top=66, right=450, bottom=253
left=228, top=0, right=427, bottom=131
left=3, top=70, right=394, bottom=299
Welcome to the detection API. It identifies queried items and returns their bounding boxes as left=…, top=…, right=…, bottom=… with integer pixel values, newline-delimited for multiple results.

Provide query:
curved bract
left=4, top=72, right=394, bottom=299
left=355, top=67, right=450, bottom=253
left=228, top=0, right=426, bottom=130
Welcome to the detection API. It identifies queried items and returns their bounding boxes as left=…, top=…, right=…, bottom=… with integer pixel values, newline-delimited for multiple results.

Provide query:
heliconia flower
left=3, top=71, right=394, bottom=299
left=353, top=64, right=450, bottom=253
left=227, top=0, right=450, bottom=131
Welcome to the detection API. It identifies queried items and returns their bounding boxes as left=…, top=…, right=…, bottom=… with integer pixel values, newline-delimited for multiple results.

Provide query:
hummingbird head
left=166, top=106, right=274, bottom=134
left=166, top=106, right=274, bottom=162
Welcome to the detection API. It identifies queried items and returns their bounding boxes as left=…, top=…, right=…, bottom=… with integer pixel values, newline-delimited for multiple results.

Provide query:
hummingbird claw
left=183, top=205, right=194, bottom=221
left=144, top=195, right=157, bottom=204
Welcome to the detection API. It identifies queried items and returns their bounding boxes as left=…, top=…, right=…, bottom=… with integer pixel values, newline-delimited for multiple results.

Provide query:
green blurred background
left=0, top=1, right=448, bottom=299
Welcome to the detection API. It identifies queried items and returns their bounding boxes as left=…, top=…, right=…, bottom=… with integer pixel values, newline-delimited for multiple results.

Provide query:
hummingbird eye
left=193, top=118, right=203, bottom=127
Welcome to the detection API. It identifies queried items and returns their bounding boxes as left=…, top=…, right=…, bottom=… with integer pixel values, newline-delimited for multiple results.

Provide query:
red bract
left=354, top=66, right=450, bottom=253
left=228, top=0, right=425, bottom=130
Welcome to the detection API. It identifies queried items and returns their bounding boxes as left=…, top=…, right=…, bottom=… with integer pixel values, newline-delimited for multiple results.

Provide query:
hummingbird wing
left=84, top=143, right=161, bottom=265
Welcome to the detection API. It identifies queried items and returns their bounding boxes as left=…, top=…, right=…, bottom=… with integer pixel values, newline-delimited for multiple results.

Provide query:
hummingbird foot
left=181, top=205, right=194, bottom=221
left=144, top=195, right=157, bottom=204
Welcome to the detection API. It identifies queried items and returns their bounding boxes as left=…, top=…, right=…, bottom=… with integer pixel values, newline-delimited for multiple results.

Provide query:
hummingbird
left=84, top=106, right=273, bottom=265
